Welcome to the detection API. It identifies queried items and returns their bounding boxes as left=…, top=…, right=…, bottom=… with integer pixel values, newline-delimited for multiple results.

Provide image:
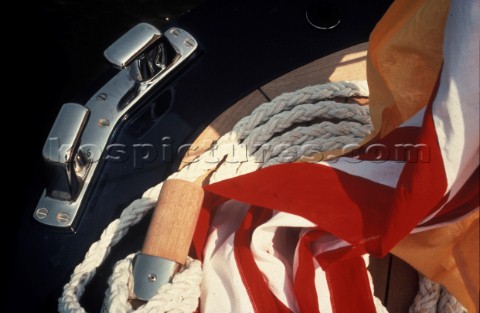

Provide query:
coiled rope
left=409, top=275, right=467, bottom=313
left=58, top=81, right=465, bottom=313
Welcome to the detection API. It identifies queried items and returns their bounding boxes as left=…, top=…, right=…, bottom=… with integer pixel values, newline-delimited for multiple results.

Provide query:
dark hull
left=10, top=0, right=392, bottom=311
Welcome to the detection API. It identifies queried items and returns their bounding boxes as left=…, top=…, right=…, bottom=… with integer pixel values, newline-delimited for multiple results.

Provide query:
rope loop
left=59, top=81, right=465, bottom=313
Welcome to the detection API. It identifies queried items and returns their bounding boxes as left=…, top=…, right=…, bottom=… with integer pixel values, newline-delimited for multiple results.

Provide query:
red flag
left=193, top=0, right=479, bottom=311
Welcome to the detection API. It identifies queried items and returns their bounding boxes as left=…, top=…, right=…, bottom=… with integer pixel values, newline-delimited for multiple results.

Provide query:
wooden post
left=142, top=179, right=204, bottom=264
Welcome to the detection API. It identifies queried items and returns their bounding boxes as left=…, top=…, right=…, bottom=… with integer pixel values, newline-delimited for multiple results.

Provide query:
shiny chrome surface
left=34, top=25, right=198, bottom=228
left=104, top=23, right=161, bottom=69
left=42, top=103, right=90, bottom=201
left=128, top=39, right=169, bottom=82
left=132, top=254, right=180, bottom=300
left=104, top=23, right=180, bottom=82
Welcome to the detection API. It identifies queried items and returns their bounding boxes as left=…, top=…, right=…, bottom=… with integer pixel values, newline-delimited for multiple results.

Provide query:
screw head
left=57, top=212, right=70, bottom=224
left=97, top=93, right=108, bottom=101
left=97, top=118, right=110, bottom=128
left=184, top=38, right=195, bottom=48
left=147, top=273, right=157, bottom=282
left=170, top=28, right=180, bottom=37
left=36, top=208, right=49, bottom=219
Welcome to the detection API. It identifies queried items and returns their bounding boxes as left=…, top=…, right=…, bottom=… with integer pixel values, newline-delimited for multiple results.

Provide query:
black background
left=9, top=1, right=394, bottom=311
left=15, top=0, right=203, bottom=229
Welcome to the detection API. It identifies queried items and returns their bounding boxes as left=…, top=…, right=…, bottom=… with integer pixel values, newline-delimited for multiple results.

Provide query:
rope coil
left=59, top=81, right=465, bottom=313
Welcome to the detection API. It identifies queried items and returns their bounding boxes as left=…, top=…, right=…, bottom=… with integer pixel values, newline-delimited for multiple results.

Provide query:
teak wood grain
left=142, top=179, right=204, bottom=264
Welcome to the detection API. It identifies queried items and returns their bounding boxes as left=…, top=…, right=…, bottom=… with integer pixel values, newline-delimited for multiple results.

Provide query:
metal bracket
left=34, top=24, right=198, bottom=228
left=132, top=254, right=180, bottom=300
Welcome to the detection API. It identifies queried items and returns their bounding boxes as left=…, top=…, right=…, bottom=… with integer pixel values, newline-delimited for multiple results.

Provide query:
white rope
left=102, top=256, right=202, bottom=313
left=241, top=101, right=371, bottom=148
left=409, top=275, right=442, bottom=313
left=437, top=287, right=468, bottom=313
left=59, top=80, right=464, bottom=313
left=59, top=198, right=156, bottom=313
left=409, top=275, right=468, bottom=313
left=232, top=81, right=369, bottom=139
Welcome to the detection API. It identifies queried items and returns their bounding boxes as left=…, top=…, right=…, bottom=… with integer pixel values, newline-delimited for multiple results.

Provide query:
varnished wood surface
left=143, top=179, right=204, bottom=264
left=369, top=255, right=392, bottom=303
left=180, top=90, right=268, bottom=168
left=386, top=257, right=419, bottom=312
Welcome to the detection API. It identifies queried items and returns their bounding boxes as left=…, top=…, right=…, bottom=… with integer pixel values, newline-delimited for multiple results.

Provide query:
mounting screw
left=184, top=38, right=195, bottom=48
left=147, top=274, right=157, bottom=282
left=97, top=93, right=108, bottom=101
left=170, top=28, right=180, bottom=37
left=57, top=212, right=70, bottom=224
left=97, top=118, right=110, bottom=128
left=35, top=208, right=49, bottom=219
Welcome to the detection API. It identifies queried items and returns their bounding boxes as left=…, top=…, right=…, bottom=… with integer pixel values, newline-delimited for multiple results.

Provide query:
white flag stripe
left=322, top=158, right=406, bottom=188
left=201, top=201, right=254, bottom=313
left=420, top=0, right=479, bottom=224
left=251, top=212, right=315, bottom=311
left=199, top=1, right=479, bottom=312
left=431, top=0, right=479, bottom=199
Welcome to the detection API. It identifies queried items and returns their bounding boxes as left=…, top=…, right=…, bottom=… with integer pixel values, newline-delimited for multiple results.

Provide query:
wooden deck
left=182, top=43, right=419, bottom=312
